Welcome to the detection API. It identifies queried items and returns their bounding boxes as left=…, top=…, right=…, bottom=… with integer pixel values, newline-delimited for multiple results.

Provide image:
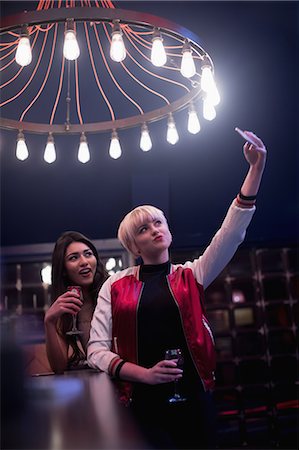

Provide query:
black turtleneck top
left=133, top=261, right=202, bottom=405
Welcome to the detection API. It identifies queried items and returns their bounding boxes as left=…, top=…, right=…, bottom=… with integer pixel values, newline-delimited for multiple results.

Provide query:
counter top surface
left=3, top=368, right=149, bottom=450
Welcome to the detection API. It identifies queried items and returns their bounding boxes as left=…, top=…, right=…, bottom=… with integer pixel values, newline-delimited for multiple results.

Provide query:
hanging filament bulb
left=206, top=84, right=220, bottom=106
left=63, top=20, right=80, bottom=61
left=151, top=29, right=167, bottom=67
left=15, top=28, right=32, bottom=67
left=181, top=40, right=196, bottom=78
left=140, top=124, right=152, bottom=152
left=188, top=104, right=201, bottom=134
left=109, top=130, right=122, bottom=159
left=44, top=133, right=56, bottom=163
left=16, top=131, right=29, bottom=160
left=203, top=98, right=216, bottom=121
left=201, top=57, right=219, bottom=101
left=78, top=133, right=90, bottom=163
left=167, top=114, right=179, bottom=145
left=201, top=59, right=215, bottom=92
left=110, top=21, right=126, bottom=62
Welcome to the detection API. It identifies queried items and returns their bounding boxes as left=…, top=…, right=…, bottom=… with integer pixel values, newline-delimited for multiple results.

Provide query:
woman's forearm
left=109, top=358, right=183, bottom=385
left=238, top=131, right=267, bottom=198
left=240, top=165, right=265, bottom=197
left=115, top=360, right=149, bottom=383
left=44, top=320, right=69, bottom=374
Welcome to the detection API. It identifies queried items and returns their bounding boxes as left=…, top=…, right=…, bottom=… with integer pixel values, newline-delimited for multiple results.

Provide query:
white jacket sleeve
left=87, top=277, right=119, bottom=372
left=181, top=201, right=255, bottom=289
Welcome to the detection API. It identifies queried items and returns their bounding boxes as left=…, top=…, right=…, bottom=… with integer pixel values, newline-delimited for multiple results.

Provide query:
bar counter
left=2, top=367, right=149, bottom=449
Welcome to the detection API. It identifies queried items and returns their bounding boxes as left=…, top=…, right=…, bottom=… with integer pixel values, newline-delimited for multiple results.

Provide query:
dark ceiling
left=0, top=1, right=298, bottom=250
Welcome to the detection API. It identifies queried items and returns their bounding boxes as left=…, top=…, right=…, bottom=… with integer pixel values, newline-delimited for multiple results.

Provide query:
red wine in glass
left=165, top=348, right=186, bottom=403
left=66, top=286, right=83, bottom=336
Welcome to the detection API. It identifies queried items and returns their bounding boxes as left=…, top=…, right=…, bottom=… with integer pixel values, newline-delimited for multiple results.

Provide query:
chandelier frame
left=0, top=6, right=211, bottom=135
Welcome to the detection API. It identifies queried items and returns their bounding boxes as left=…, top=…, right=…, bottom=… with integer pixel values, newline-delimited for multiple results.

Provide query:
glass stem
left=72, top=315, right=77, bottom=331
left=174, top=379, right=180, bottom=397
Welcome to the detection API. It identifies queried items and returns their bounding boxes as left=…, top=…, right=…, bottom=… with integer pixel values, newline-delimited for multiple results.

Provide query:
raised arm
left=187, top=131, right=267, bottom=289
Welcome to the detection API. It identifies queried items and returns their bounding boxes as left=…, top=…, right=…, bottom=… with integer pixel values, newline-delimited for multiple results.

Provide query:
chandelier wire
left=51, top=44, right=65, bottom=125
left=84, top=21, right=116, bottom=119
left=20, top=23, right=58, bottom=122
left=74, top=57, right=83, bottom=125
left=91, top=21, right=142, bottom=116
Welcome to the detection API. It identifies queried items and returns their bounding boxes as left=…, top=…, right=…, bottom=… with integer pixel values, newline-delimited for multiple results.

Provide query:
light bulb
left=110, top=23, right=126, bottom=62
left=188, top=109, right=201, bottom=134
left=78, top=133, right=90, bottom=163
left=203, top=98, right=216, bottom=121
left=201, top=65, right=217, bottom=93
left=105, top=258, right=116, bottom=271
left=140, top=124, right=152, bottom=151
left=44, top=134, right=56, bottom=163
left=201, top=58, right=220, bottom=105
left=206, top=84, right=220, bottom=106
left=41, top=264, right=52, bottom=285
left=151, top=31, right=167, bottom=67
left=15, top=36, right=32, bottom=67
left=109, top=131, right=122, bottom=159
left=181, top=41, right=196, bottom=78
left=63, top=29, right=80, bottom=61
left=181, top=49, right=196, bottom=78
left=167, top=115, right=179, bottom=145
left=16, top=131, right=29, bottom=160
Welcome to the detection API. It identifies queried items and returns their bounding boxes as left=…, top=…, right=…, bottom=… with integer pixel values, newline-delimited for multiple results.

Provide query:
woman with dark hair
left=44, top=231, right=108, bottom=373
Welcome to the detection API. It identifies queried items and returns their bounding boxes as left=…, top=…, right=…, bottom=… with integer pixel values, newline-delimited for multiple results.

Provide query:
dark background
left=1, top=1, right=298, bottom=249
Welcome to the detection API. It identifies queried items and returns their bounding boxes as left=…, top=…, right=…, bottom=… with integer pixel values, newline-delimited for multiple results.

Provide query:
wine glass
left=66, top=286, right=83, bottom=336
left=165, top=348, right=186, bottom=403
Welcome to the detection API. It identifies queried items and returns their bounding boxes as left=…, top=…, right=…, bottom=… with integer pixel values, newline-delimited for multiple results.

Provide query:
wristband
left=114, top=360, right=126, bottom=380
left=236, top=196, right=256, bottom=208
left=108, top=357, right=121, bottom=376
left=239, top=191, right=257, bottom=201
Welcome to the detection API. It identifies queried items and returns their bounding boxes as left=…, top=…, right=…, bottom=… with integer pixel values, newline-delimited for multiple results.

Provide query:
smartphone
left=235, top=127, right=256, bottom=146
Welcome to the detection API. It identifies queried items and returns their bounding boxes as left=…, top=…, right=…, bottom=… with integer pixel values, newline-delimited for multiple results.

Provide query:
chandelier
left=0, top=1, right=220, bottom=163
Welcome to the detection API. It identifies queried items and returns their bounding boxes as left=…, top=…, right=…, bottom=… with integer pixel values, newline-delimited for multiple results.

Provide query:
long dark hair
left=51, top=231, right=108, bottom=367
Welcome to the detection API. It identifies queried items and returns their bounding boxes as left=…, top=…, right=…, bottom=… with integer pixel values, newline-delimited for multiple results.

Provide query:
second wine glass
left=165, top=348, right=186, bottom=403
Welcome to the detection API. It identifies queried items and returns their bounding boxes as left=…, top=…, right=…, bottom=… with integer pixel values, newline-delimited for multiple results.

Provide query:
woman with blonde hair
left=88, top=131, right=267, bottom=448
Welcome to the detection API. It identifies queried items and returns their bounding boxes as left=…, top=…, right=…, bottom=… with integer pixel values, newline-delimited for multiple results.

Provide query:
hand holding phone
left=235, top=127, right=257, bottom=146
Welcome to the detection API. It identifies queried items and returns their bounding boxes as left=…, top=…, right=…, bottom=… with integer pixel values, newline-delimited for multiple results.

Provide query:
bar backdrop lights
left=0, top=1, right=220, bottom=163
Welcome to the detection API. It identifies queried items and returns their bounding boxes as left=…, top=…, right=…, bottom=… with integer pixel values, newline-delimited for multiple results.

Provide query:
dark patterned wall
left=173, top=246, right=298, bottom=449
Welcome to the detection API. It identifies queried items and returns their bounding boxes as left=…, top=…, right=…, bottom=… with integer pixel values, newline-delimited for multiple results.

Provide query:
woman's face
left=134, top=216, right=172, bottom=263
left=64, top=241, right=97, bottom=288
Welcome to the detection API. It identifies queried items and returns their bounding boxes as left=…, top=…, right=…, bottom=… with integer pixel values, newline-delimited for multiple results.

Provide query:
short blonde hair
left=118, top=205, right=168, bottom=257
